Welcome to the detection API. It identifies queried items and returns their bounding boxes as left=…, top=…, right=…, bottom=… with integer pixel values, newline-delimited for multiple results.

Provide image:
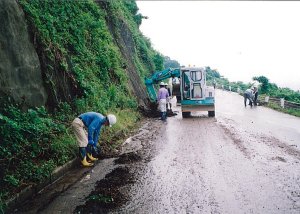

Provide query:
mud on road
left=13, top=117, right=166, bottom=214
left=77, top=103, right=300, bottom=213
left=74, top=117, right=167, bottom=214
left=14, top=90, right=300, bottom=214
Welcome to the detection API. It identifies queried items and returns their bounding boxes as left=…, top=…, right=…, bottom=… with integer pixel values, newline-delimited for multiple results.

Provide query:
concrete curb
left=5, top=119, right=148, bottom=212
left=6, top=158, right=78, bottom=212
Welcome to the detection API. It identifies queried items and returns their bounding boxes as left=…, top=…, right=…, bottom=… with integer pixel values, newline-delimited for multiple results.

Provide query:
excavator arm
left=145, top=68, right=180, bottom=102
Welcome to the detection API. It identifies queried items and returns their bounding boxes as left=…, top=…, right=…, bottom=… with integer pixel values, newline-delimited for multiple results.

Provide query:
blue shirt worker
left=71, top=112, right=117, bottom=167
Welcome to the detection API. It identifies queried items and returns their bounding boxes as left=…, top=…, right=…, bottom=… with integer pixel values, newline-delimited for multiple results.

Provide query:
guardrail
left=259, top=96, right=300, bottom=109
left=215, top=84, right=300, bottom=110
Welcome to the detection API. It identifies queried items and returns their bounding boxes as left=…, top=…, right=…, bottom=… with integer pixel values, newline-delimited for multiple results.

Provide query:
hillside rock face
left=102, top=8, right=149, bottom=108
left=0, top=0, right=47, bottom=107
left=0, top=0, right=150, bottom=110
left=96, top=1, right=152, bottom=109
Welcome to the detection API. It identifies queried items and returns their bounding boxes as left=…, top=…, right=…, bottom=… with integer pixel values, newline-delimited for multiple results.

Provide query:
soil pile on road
left=74, top=166, right=135, bottom=213
left=74, top=152, right=150, bottom=213
left=74, top=119, right=163, bottom=213
left=114, top=152, right=142, bottom=164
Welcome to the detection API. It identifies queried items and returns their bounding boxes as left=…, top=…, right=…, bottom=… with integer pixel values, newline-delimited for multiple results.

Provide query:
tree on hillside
left=124, top=0, right=148, bottom=26
left=206, top=67, right=221, bottom=80
left=163, top=56, right=180, bottom=69
left=153, top=53, right=164, bottom=71
left=268, top=82, right=279, bottom=93
left=253, top=76, right=269, bottom=94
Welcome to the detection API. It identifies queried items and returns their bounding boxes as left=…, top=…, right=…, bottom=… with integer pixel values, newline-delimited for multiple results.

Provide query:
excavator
left=145, top=67, right=215, bottom=118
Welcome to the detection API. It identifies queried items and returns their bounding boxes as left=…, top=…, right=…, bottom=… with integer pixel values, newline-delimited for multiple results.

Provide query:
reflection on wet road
left=14, top=90, right=300, bottom=213
left=114, top=90, right=300, bottom=214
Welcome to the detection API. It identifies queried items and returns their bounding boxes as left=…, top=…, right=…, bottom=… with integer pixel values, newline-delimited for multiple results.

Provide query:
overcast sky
left=136, top=1, right=300, bottom=91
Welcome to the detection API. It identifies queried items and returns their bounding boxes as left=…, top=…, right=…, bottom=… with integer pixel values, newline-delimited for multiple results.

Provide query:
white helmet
left=107, top=114, right=117, bottom=127
left=159, top=82, right=165, bottom=86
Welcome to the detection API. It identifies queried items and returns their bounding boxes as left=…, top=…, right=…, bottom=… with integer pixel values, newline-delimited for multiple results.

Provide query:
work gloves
left=87, top=144, right=99, bottom=161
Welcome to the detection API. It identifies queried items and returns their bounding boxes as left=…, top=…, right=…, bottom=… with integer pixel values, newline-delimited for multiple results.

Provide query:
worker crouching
left=243, top=88, right=254, bottom=107
left=71, top=112, right=117, bottom=167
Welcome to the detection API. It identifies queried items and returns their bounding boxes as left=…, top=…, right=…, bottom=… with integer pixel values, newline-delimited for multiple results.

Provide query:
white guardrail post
left=280, top=98, right=285, bottom=108
left=265, top=96, right=269, bottom=103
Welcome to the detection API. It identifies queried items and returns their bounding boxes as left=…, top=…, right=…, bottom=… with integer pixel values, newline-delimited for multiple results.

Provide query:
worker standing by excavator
left=157, top=82, right=169, bottom=121
left=165, top=82, right=172, bottom=112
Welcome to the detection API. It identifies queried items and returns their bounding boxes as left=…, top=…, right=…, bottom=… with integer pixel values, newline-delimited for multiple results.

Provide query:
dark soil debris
left=74, top=166, right=134, bottom=214
left=114, top=152, right=142, bottom=164
left=272, top=156, right=287, bottom=162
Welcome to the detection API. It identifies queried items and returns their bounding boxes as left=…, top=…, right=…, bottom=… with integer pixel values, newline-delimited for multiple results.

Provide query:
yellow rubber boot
left=81, top=156, right=94, bottom=167
left=87, top=153, right=98, bottom=161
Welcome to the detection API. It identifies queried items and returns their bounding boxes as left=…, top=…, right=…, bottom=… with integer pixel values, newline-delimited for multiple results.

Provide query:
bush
left=0, top=105, right=71, bottom=202
left=0, top=0, right=157, bottom=211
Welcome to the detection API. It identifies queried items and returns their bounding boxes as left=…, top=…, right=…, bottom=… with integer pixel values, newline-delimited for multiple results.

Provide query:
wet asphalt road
left=113, top=90, right=300, bottom=214
left=15, top=90, right=300, bottom=213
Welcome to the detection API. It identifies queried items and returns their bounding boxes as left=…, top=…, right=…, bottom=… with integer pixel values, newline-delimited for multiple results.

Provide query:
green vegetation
left=206, top=69, right=300, bottom=116
left=266, top=102, right=300, bottom=117
left=1, top=0, right=298, bottom=212
left=163, top=56, right=180, bottom=69
left=0, top=103, right=75, bottom=212
left=0, top=0, right=160, bottom=211
left=253, top=76, right=269, bottom=94
left=253, top=75, right=300, bottom=103
left=88, top=194, right=113, bottom=203
left=206, top=69, right=300, bottom=107
left=206, top=67, right=251, bottom=92
left=252, top=76, right=300, bottom=116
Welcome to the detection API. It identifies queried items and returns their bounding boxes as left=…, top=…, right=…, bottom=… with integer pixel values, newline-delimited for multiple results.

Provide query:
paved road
left=15, top=90, right=300, bottom=214
left=114, top=90, right=300, bottom=214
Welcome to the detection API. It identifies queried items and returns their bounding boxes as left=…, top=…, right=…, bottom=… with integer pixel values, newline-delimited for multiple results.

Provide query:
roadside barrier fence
left=215, top=84, right=300, bottom=110
left=259, top=96, right=300, bottom=109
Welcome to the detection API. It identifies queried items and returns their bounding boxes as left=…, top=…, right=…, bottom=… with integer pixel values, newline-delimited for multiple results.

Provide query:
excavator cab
left=180, top=67, right=215, bottom=117
left=181, top=69, right=203, bottom=100
left=144, top=67, right=215, bottom=118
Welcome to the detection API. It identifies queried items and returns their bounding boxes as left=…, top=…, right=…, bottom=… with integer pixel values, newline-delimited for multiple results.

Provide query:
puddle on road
left=74, top=166, right=135, bottom=213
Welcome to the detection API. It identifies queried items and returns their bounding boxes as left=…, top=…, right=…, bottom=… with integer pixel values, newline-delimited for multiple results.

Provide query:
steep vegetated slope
left=0, top=0, right=163, bottom=210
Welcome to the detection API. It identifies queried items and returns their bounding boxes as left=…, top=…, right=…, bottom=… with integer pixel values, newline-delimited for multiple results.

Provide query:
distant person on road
left=253, top=86, right=259, bottom=106
left=71, top=112, right=117, bottom=167
left=157, top=82, right=169, bottom=121
left=243, top=88, right=254, bottom=107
